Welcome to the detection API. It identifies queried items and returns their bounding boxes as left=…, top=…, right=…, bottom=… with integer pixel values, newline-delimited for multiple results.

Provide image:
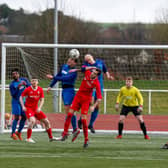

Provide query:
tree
left=151, top=8, right=168, bottom=44
left=0, top=4, right=12, bottom=18
left=27, top=9, right=100, bottom=44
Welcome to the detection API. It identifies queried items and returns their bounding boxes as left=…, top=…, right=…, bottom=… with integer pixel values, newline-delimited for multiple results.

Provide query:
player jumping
left=78, top=54, right=114, bottom=133
left=46, top=56, right=78, bottom=135
left=57, top=67, right=102, bottom=148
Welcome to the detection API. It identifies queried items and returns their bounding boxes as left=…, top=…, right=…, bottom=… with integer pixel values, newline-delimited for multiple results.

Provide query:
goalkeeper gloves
left=137, top=105, right=143, bottom=112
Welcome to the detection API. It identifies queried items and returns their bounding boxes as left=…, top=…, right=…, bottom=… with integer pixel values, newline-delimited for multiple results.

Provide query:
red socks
left=47, top=128, right=53, bottom=139
left=27, top=128, right=53, bottom=139
left=27, top=128, right=32, bottom=139
left=63, top=112, right=73, bottom=135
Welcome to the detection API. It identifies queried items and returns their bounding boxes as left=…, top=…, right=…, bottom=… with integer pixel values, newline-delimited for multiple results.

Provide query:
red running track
left=46, top=113, right=168, bottom=132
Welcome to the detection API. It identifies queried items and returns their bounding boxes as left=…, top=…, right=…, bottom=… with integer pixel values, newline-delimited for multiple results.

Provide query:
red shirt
left=77, top=70, right=102, bottom=99
left=21, top=86, right=44, bottom=109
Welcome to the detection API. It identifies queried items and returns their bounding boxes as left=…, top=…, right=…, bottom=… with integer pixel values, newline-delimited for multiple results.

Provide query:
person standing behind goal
left=115, top=76, right=150, bottom=140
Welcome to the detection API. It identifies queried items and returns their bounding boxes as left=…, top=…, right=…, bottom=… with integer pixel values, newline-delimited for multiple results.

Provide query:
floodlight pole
left=53, top=0, right=59, bottom=112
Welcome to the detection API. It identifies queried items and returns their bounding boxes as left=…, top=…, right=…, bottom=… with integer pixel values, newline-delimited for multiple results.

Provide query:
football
left=69, top=49, right=80, bottom=59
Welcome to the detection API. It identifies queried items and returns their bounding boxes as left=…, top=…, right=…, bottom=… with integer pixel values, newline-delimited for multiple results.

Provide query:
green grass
left=0, top=132, right=168, bottom=168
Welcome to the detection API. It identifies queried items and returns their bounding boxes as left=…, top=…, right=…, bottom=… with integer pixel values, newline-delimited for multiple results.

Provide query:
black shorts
left=120, top=105, right=141, bottom=116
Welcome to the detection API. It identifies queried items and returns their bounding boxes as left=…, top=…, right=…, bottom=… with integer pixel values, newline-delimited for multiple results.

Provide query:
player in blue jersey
left=9, top=68, right=30, bottom=140
left=78, top=54, right=114, bottom=133
left=47, top=57, right=78, bottom=135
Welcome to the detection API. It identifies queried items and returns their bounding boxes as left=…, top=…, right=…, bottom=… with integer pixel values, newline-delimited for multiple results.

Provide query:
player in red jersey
left=58, top=68, right=102, bottom=148
left=20, top=78, right=57, bottom=143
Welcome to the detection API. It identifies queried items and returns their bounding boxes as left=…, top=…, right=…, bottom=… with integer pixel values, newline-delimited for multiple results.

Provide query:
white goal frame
left=1, top=43, right=168, bottom=134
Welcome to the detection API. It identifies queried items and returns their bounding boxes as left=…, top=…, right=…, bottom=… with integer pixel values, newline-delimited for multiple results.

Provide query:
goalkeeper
left=115, top=76, right=150, bottom=140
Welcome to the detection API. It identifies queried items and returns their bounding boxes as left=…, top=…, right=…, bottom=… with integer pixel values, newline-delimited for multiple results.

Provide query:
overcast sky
left=0, top=0, right=168, bottom=23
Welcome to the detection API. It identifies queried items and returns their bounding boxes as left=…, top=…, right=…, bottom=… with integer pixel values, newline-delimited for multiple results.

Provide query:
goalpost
left=1, top=43, right=168, bottom=134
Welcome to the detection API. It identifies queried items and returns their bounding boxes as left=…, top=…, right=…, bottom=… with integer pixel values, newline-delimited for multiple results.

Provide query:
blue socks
left=12, top=119, right=18, bottom=134
left=71, top=115, right=77, bottom=131
left=89, top=108, right=99, bottom=127
left=18, top=118, right=26, bottom=133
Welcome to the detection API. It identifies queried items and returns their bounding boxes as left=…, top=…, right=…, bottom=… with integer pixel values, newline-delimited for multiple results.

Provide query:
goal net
left=1, top=43, right=168, bottom=134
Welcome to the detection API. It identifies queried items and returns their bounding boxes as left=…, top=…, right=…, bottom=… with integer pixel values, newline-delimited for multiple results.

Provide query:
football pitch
left=0, top=132, right=168, bottom=168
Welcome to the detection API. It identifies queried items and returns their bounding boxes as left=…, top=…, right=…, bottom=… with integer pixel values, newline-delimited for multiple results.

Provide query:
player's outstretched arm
left=46, top=74, right=53, bottom=80
left=54, top=72, right=77, bottom=82
left=48, top=76, right=58, bottom=88
left=68, top=68, right=81, bottom=73
left=105, top=72, right=115, bottom=80
left=81, top=65, right=98, bottom=72
left=46, top=66, right=62, bottom=80
left=69, top=66, right=98, bottom=73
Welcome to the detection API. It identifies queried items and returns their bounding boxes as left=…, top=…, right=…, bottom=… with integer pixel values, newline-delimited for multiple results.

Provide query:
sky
left=0, top=0, right=168, bottom=23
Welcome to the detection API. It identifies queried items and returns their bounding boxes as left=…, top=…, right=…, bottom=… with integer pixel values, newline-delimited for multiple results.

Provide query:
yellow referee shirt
left=116, top=86, right=143, bottom=107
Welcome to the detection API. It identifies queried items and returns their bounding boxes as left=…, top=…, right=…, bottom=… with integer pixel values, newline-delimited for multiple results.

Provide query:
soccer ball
left=69, top=49, right=80, bottom=59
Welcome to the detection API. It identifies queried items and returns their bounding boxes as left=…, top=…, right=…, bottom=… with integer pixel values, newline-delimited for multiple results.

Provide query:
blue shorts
left=62, top=88, right=75, bottom=105
left=12, top=103, right=26, bottom=116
